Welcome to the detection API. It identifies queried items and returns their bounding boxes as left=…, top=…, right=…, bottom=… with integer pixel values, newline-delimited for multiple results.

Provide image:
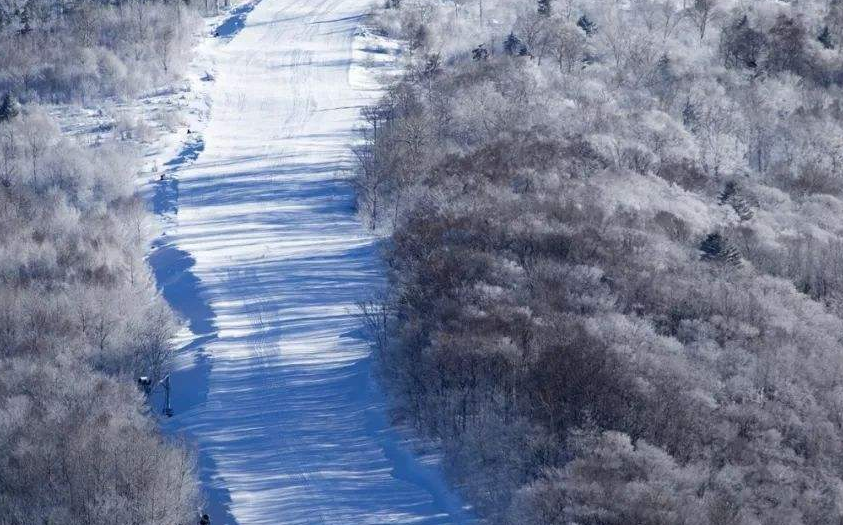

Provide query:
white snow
left=149, top=0, right=475, bottom=524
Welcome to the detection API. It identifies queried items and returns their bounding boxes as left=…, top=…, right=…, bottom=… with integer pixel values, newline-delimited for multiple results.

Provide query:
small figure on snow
left=199, top=513, right=211, bottom=525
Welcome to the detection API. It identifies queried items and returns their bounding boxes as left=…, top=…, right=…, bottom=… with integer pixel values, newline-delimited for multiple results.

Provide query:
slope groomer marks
left=150, top=0, right=477, bottom=523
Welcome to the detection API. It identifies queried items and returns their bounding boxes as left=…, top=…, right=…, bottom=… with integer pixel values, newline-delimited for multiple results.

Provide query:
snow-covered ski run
left=148, top=0, right=475, bottom=523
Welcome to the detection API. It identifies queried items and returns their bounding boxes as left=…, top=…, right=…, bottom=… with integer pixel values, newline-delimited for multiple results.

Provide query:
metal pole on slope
left=162, top=375, right=174, bottom=417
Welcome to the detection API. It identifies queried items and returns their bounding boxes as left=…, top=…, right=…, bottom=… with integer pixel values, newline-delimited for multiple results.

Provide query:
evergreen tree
left=0, top=93, right=20, bottom=122
left=718, top=180, right=739, bottom=205
left=650, top=53, right=678, bottom=103
left=819, top=25, right=834, bottom=49
left=504, top=33, right=523, bottom=55
left=654, top=53, right=673, bottom=85
left=410, top=24, right=428, bottom=50
left=700, top=233, right=742, bottom=266
left=719, top=181, right=755, bottom=221
left=17, top=2, right=32, bottom=34
left=472, top=43, right=489, bottom=61
left=577, top=15, right=597, bottom=36
left=731, top=196, right=755, bottom=221
left=538, top=0, right=552, bottom=17
left=682, top=100, right=698, bottom=131
left=656, top=52, right=670, bottom=73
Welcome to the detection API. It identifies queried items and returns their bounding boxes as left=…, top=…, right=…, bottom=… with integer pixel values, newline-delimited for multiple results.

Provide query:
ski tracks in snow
left=153, top=0, right=477, bottom=523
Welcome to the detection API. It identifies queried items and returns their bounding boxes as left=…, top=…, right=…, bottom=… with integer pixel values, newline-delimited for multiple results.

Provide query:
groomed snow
left=149, top=0, right=476, bottom=523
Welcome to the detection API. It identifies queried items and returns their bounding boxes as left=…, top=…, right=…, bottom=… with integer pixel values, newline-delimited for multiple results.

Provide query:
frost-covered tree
left=720, top=15, right=765, bottom=69
left=549, top=22, right=585, bottom=71
left=687, top=0, right=718, bottom=40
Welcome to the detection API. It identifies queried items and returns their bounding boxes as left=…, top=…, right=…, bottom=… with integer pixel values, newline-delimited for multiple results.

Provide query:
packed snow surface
left=149, top=0, right=475, bottom=523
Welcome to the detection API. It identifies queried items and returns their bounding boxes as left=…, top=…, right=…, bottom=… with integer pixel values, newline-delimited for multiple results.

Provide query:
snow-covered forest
left=358, top=0, right=843, bottom=523
left=7, top=0, right=843, bottom=519
left=0, top=106, right=198, bottom=523
left=0, top=0, right=200, bottom=102
left=0, top=1, right=201, bottom=522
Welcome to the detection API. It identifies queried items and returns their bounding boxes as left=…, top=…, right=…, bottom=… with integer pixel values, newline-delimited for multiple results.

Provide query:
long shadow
left=147, top=136, right=239, bottom=525
left=165, top=136, right=206, bottom=167
left=309, top=13, right=365, bottom=24
left=215, top=0, right=259, bottom=40
left=266, top=58, right=353, bottom=70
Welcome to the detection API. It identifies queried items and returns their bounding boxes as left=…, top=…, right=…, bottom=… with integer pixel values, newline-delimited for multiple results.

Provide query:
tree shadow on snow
left=149, top=137, right=239, bottom=525
left=215, top=0, right=260, bottom=40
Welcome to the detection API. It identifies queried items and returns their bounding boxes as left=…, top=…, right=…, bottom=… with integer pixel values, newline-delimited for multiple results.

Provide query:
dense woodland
left=0, top=0, right=200, bottom=102
left=0, top=0, right=201, bottom=522
left=359, top=0, right=843, bottom=523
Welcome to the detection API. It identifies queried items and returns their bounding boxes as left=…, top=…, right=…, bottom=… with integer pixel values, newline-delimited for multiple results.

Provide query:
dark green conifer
left=504, top=33, right=523, bottom=55
left=700, top=232, right=741, bottom=266
left=577, top=14, right=597, bottom=36
left=819, top=25, right=834, bottom=49
left=472, top=44, right=489, bottom=61
left=719, top=181, right=755, bottom=221
left=0, top=93, right=20, bottom=122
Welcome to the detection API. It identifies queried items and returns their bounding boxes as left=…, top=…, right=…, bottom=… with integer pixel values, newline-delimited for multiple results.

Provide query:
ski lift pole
left=161, top=375, right=174, bottom=417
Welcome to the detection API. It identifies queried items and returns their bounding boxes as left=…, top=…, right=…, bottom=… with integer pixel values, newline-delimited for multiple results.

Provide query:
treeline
left=0, top=0, right=203, bottom=520
left=0, top=104, right=198, bottom=523
left=0, top=0, right=202, bottom=102
left=359, top=0, right=843, bottom=523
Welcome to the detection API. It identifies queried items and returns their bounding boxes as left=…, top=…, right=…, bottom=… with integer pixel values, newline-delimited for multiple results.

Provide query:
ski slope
left=149, top=0, right=475, bottom=524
